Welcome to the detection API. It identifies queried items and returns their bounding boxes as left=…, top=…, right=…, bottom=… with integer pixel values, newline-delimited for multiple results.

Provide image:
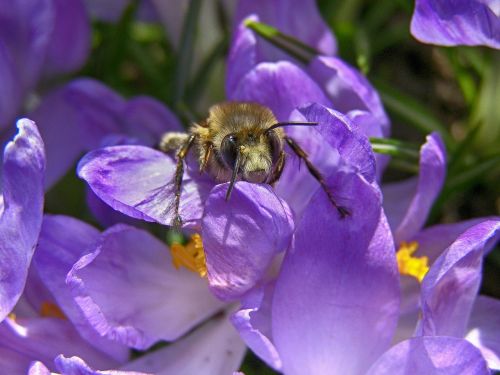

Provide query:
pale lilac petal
left=383, top=132, right=446, bottom=243
left=275, top=103, right=376, bottom=219
left=466, top=295, right=500, bottom=370
left=228, top=61, right=331, bottom=120
left=418, top=220, right=500, bottom=337
left=202, top=182, right=294, bottom=300
left=54, top=355, right=147, bottom=375
left=42, top=0, right=91, bottom=77
left=231, top=283, right=282, bottom=370
left=0, top=119, right=45, bottom=322
left=366, top=336, right=490, bottom=375
left=0, top=316, right=122, bottom=373
left=78, top=145, right=212, bottom=228
left=33, top=215, right=128, bottom=361
left=0, top=0, right=53, bottom=93
left=123, top=316, right=246, bottom=375
left=272, top=171, right=399, bottom=375
left=67, top=225, right=223, bottom=349
left=411, top=0, right=500, bottom=49
left=28, top=362, right=51, bottom=375
left=234, top=0, right=336, bottom=58
left=307, top=56, right=390, bottom=137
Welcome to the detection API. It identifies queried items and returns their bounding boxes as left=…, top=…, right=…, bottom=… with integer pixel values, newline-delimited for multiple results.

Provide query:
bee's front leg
left=170, top=134, right=196, bottom=229
left=284, top=136, right=350, bottom=218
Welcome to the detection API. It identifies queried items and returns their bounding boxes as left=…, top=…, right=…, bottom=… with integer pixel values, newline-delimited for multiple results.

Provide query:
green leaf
left=172, top=0, right=202, bottom=105
left=370, top=137, right=420, bottom=159
left=373, top=79, right=454, bottom=148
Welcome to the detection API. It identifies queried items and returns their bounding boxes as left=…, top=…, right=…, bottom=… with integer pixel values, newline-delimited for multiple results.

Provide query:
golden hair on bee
left=159, top=101, right=348, bottom=228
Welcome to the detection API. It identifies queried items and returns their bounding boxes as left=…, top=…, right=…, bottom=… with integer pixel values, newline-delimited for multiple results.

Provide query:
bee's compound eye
left=221, top=134, right=238, bottom=169
left=267, top=130, right=282, bottom=165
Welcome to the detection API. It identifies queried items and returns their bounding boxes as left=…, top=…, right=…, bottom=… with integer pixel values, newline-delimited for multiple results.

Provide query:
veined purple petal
left=383, top=132, right=446, bottom=243
left=0, top=316, right=121, bottom=374
left=78, top=145, right=212, bottom=228
left=0, top=119, right=45, bottom=322
left=411, top=0, right=500, bottom=49
left=231, top=283, right=282, bottom=370
left=418, top=219, right=500, bottom=337
left=0, top=0, right=53, bottom=94
left=466, top=295, right=500, bottom=370
left=228, top=61, right=331, bottom=121
left=307, top=56, right=390, bottom=137
left=366, top=336, right=490, bottom=375
left=33, top=215, right=129, bottom=361
left=122, top=315, right=246, bottom=375
left=234, top=0, right=336, bottom=59
left=67, top=224, right=224, bottom=349
left=272, top=171, right=399, bottom=375
left=275, top=103, right=376, bottom=219
left=202, top=182, right=294, bottom=301
left=42, top=0, right=91, bottom=77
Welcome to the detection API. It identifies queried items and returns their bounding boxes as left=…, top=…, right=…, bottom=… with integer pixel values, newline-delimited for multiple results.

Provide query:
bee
left=159, top=102, right=348, bottom=227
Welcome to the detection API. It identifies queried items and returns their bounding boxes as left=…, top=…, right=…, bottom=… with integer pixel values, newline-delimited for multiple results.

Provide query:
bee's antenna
left=265, top=121, right=318, bottom=133
left=225, top=146, right=243, bottom=201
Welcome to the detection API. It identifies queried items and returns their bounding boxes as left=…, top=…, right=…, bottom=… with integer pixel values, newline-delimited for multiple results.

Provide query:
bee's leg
left=284, top=136, right=350, bottom=218
left=172, top=134, right=197, bottom=229
left=199, top=142, right=213, bottom=174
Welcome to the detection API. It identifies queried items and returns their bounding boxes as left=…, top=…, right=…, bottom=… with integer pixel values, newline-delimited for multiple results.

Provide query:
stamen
left=396, top=241, right=429, bottom=283
left=40, top=302, right=66, bottom=319
left=170, top=234, right=207, bottom=278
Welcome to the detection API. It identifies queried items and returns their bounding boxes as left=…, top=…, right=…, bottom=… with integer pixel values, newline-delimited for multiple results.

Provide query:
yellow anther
left=40, top=302, right=66, bottom=319
left=170, top=234, right=207, bottom=278
left=8, top=313, right=16, bottom=321
left=396, top=241, right=429, bottom=283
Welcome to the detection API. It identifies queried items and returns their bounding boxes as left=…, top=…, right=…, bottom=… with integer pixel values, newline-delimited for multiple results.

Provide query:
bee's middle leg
left=284, top=136, right=350, bottom=218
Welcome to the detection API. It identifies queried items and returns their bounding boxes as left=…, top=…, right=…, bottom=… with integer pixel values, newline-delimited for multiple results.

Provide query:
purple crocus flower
left=383, top=133, right=500, bottom=370
left=0, top=0, right=90, bottom=129
left=411, top=0, right=500, bottom=49
left=26, top=214, right=246, bottom=374
left=0, top=119, right=45, bottom=322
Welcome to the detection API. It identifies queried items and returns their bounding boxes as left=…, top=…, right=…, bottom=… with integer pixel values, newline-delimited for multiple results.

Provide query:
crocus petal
left=123, top=316, right=246, bottom=375
left=33, top=215, right=128, bottom=362
left=411, top=0, right=500, bottom=49
left=0, top=316, right=121, bottom=373
left=0, top=119, right=45, bottom=322
left=366, top=336, right=490, bottom=375
left=67, top=224, right=224, bottom=349
left=383, top=132, right=446, bottom=243
left=466, top=295, right=500, bottom=370
left=231, top=283, right=282, bottom=370
left=202, top=182, right=294, bottom=301
left=78, top=145, right=212, bottom=228
left=412, top=217, right=499, bottom=264
left=275, top=103, right=376, bottom=219
left=0, top=0, right=53, bottom=94
left=28, top=362, right=50, bottom=375
left=272, top=171, right=400, bottom=375
left=228, top=61, right=331, bottom=120
left=307, top=56, right=390, bottom=137
left=0, top=44, right=22, bottom=127
left=54, top=355, right=147, bottom=375
left=418, top=220, right=500, bottom=337
left=234, top=0, right=336, bottom=59
left=42, top=0, right=91, bottom=77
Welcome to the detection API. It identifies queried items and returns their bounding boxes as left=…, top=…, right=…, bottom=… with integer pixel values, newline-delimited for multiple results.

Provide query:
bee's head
left=220, top=129, right=283, bottom=184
